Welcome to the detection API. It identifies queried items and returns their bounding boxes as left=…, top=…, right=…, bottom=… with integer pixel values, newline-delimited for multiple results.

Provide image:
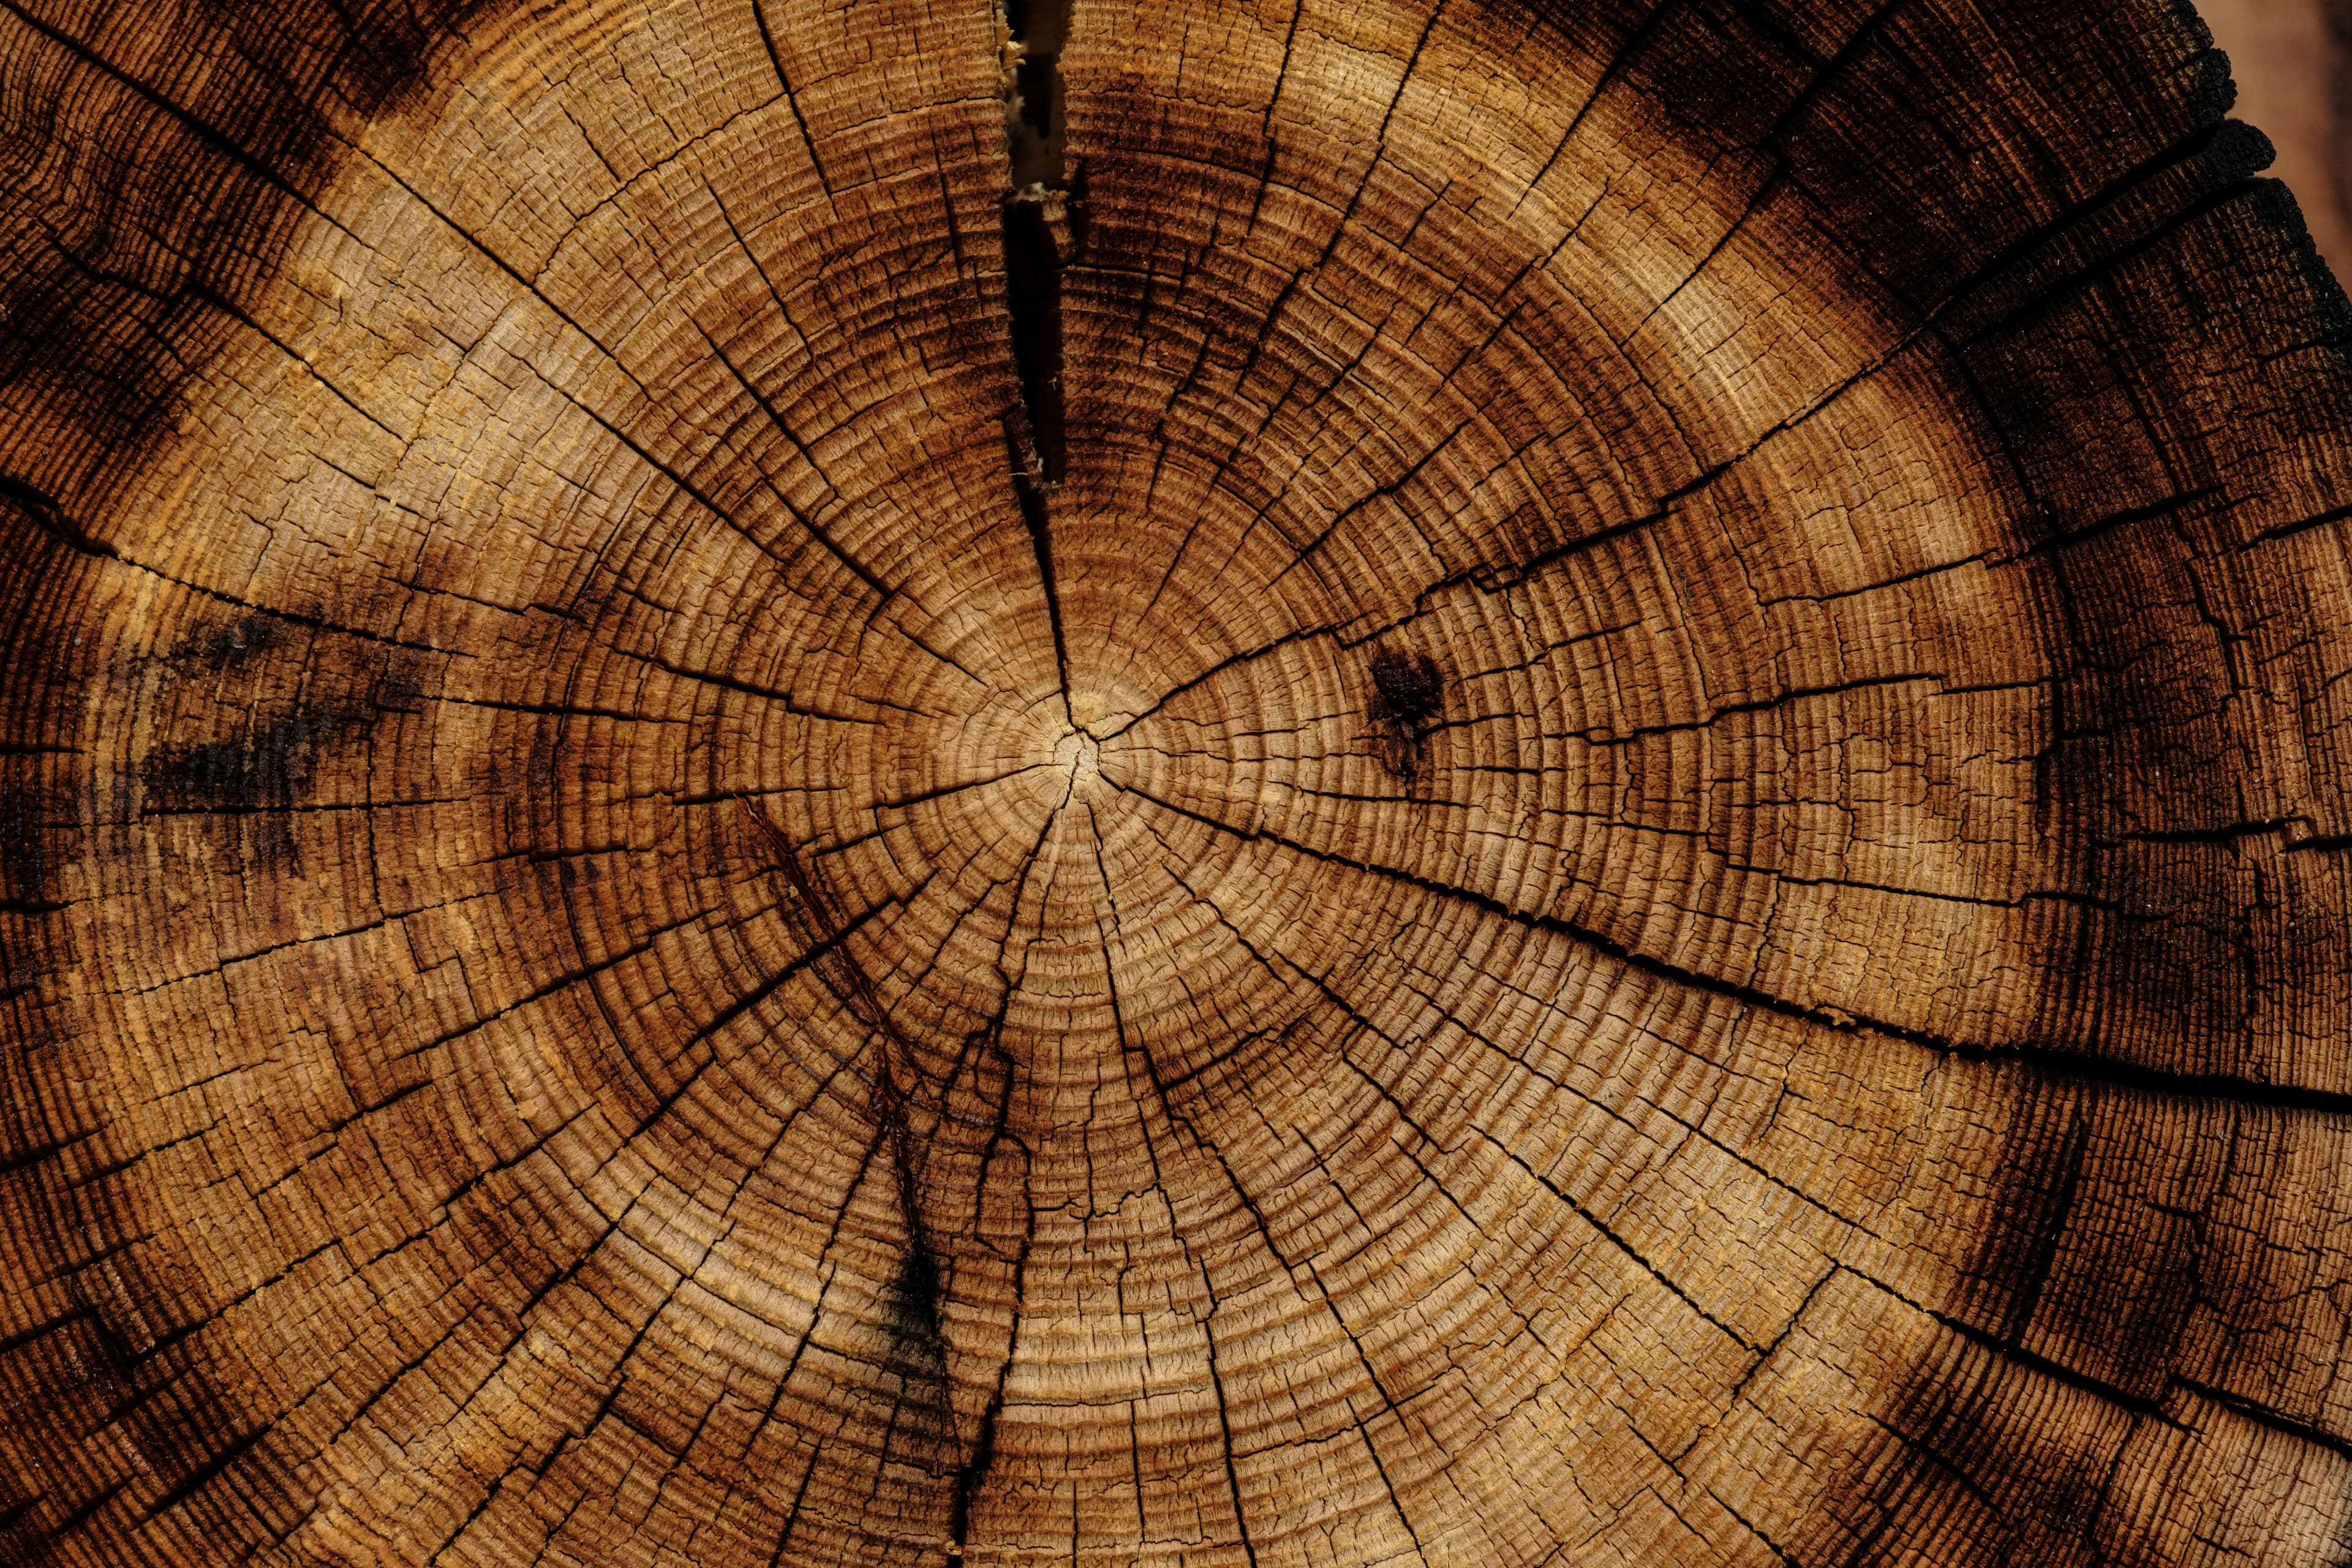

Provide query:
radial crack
left=993, top=0, right=1076, bottom=722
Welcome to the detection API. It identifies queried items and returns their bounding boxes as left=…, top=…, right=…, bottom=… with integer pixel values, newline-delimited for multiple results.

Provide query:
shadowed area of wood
left=4, top=0, right=2352, bottom=1564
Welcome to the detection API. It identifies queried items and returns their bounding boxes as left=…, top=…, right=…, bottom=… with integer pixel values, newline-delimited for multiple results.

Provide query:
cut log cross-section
left=4, top=0, right=2352, bottom=1564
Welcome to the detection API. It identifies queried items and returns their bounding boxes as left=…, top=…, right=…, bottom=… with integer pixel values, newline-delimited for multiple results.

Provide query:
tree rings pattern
left=4, top=0, right=2352, bottom=1564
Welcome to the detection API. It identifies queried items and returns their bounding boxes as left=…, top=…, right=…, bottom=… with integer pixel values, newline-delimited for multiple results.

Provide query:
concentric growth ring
left=4, top=0, right=2352, bottom=1564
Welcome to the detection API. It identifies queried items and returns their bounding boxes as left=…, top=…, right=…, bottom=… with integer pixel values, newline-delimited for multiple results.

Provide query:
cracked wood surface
left=4, top=0, right=2352, bottom=1564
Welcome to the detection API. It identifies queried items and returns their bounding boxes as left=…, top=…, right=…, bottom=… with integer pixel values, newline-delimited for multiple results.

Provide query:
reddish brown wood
left=4, top=0, right=2352, bottom=1564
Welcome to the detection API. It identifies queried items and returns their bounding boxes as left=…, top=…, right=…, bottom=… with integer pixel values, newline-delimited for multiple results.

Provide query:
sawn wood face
left=4, top=0, right=2351, bottom=1564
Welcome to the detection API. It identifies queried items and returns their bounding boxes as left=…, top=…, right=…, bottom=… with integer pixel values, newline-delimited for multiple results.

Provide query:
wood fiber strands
left=5, top=0, right=2352, bottom=1563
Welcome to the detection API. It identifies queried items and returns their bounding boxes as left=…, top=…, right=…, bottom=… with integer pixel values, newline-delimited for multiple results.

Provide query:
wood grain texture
left=4, top=0, right=2351, bottom=1564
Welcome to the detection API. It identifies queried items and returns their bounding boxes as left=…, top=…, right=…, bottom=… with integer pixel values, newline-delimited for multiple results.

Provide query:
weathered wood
left=3, top=0, right=2351, bottom=1563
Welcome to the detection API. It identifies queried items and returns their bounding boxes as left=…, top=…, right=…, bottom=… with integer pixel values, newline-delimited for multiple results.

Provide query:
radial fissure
left=994, top=0, right=1075, bottom=725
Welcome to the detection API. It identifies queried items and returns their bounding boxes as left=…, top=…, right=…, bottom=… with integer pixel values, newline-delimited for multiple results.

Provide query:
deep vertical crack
left=996, top=0, right=1076, bottom=721
left=1000, top=0, right=1068, bottom=192
left=1001, top=203, right=1066, bottom=483
left=1003, top=420, right=1074, bottom=723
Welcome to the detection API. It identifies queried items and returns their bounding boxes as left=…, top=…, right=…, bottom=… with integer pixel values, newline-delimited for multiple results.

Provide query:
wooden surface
left=4, top=0, right=2352, bottom=1564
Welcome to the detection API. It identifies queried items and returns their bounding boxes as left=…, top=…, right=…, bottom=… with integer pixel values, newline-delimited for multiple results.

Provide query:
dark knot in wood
left=1368, top=646, right=1443, bottom=780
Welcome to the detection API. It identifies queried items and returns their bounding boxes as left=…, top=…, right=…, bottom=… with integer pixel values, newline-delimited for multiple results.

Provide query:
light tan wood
left=4, top=0, right=2352, bottom=1564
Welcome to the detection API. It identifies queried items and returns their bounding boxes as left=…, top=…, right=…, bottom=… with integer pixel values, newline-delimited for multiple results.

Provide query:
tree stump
left=5, top=0, right=2352, bottom=1563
